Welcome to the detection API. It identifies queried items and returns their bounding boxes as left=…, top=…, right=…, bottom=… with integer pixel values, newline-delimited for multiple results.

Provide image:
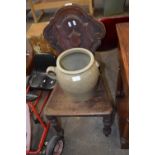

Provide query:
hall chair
left=42, top=4, right=115, bottom=137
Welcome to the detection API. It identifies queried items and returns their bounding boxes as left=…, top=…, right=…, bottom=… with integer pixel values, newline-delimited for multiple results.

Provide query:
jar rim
left=57, top=48, right=94, bottom=75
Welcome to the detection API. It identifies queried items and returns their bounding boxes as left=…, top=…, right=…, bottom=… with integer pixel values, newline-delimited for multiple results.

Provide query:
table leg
left=117, top=97, right=129, bottom=149
left=120, top=118, right=129, bottom=149
left=116, top=69, right=124, bottom=98
left=103, top=110, right=115, bottom=136
left=51, top=117, right=64, bottom=136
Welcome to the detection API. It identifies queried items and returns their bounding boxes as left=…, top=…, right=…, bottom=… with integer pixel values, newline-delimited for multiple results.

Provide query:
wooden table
left=116, top=23, right=129, bottom=149
left=28, top=0, right=93, bottom=23
left=44, top=63, right=115, bottom=137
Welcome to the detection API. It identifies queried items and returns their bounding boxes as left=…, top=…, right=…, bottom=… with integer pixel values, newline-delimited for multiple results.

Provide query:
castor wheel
left=46, top=135, right=64, bottom=155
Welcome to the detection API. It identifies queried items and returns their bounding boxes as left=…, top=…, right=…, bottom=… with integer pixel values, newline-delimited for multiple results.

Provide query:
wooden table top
left=116, top=23, right=129, bottom=86
left=44, top=77, right=113, bottom=118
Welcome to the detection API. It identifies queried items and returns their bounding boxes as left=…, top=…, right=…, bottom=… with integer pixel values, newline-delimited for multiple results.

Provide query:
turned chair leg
left=51, top=116, right=64, bottom=136
left=103, top=110, right=115, bottom=136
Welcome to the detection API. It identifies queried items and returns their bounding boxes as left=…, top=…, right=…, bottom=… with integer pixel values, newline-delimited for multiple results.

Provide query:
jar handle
left=95, top=61, right=100, bottom=68
left=46, top=66, right=57, bottom=79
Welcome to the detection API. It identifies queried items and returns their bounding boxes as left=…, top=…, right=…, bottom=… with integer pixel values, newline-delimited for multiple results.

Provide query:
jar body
left=47, top=48, right=100, bottom=101
left=56, top=61, right=100, bottom=101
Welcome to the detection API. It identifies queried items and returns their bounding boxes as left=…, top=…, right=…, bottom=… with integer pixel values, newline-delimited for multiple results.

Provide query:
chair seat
left=44, top=76, right=113, bottom=118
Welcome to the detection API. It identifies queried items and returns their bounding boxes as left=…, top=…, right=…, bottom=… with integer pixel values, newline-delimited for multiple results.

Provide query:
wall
left=94, top=0, right=104, bottom=9
left=94, top=0, right=129, bottom=9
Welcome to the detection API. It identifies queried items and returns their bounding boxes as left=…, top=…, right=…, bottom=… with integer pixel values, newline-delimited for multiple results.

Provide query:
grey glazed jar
left=46, top=48, right=100, bottom=101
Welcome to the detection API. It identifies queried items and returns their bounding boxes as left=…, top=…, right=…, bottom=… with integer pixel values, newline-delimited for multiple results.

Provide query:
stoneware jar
left=46, top=48, right=100, bottom=101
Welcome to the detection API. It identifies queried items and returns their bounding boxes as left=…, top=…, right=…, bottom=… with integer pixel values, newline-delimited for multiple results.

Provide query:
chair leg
left=28, top=0, right=37, bottom=23
left=37, top=10, right=44, bottom=22
left=31, top=9, right=44, bottom=23
left=103, top=110, right=115, bottom=136
left=88, top=0, right=94, bottom=15
left=51, top=116, right=64, bottom=136
left=28, top=0, right=44, bottom=23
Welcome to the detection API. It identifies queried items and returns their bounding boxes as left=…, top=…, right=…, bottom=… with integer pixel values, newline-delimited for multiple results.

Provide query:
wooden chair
left=42, top=5, right=115, bottom=137
left=28, top=0, right=93, bottom=23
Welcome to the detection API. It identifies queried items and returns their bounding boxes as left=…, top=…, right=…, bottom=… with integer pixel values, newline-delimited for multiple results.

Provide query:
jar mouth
left=57, top=48, right=94, bottom=75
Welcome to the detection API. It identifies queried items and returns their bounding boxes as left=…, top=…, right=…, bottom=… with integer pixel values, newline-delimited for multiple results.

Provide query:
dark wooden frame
left=116, top=23, right=129, bottom=149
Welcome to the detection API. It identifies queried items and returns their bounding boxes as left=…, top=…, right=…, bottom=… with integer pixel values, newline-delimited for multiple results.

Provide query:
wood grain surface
left=116, top=22, right=129, bottom=149
left=44, top=77, right=113, bottom=117
left=116, top=23, right=129, bottom=87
